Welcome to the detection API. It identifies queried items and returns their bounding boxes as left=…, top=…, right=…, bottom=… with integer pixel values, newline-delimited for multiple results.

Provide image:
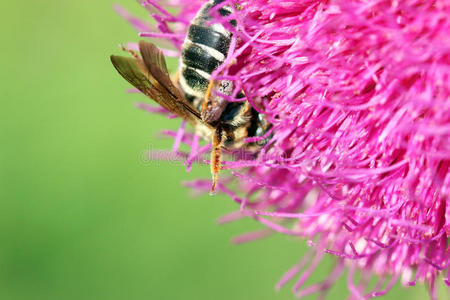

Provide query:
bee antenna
left=119, top=43, right=140, bottom=59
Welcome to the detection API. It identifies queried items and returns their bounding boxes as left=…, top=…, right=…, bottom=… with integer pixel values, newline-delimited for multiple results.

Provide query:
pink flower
left=113, top=0, right=450, bottom=298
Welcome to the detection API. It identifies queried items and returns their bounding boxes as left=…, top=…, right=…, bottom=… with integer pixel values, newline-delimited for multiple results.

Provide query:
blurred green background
left=0, top=1, right=443, bottom=299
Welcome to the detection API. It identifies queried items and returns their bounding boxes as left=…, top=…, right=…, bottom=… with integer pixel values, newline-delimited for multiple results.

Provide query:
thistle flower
left=114, top=0, right=450, bottom=299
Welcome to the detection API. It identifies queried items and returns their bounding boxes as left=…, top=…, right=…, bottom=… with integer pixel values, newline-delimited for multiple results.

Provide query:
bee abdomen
left=180, top=0, right=233, bottom=106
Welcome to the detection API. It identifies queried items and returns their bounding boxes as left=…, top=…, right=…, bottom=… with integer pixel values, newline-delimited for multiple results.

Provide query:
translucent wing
left=110, top=44, right=205, bottom=126
left=138, top=40, right=181, bottom=99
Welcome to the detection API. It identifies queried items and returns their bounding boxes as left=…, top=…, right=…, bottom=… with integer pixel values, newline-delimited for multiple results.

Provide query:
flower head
left=114, top=0, right=450, bottom=298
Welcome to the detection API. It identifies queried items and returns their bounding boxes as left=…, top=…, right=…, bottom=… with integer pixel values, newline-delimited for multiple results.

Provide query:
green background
left=0, top=1, right=444, bottom=299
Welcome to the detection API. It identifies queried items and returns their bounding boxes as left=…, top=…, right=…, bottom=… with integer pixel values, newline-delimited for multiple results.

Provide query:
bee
left=110, top=0, right=270, bottom=194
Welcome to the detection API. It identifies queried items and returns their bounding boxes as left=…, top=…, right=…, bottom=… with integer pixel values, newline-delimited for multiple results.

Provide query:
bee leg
left=210, top=126, right=225, bottom=195
left=201, top=79, right=215, bottom=117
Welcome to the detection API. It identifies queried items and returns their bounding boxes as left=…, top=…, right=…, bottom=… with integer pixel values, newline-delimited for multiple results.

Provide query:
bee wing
left=138, top=41, right=183, bottom=99
left=110, top=54, right=204, bottom=126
